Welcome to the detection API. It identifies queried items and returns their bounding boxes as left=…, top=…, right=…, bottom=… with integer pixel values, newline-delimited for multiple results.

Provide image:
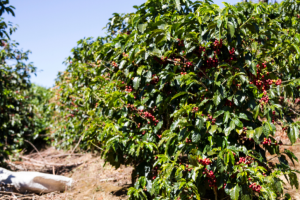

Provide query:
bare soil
left=4, top=147, right=133, bottom=200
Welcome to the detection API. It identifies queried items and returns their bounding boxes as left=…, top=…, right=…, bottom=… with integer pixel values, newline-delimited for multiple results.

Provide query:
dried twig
left=91, top=142, right=104, bottom=151
left=0, top=191, right=34, bottom=198
left=46, top=154, right=84, bottom=158
left=99, top=178, right=117, bottom=182
left=289, top=108, right=300, bottom=116
left=18, top=157, right=84, bottom=168
left=71, top=136, right=83, bottom=154
left=24, top=140, right=48, bottom=164
left=5, top=160, right=25, bottom=171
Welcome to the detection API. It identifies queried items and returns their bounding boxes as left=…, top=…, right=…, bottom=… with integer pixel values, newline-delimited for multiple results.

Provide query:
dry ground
left=3, top=147, right=133, bottom=200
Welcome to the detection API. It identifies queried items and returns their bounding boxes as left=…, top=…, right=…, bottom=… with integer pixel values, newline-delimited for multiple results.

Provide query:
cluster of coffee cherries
left=271, top=110, right=276, bottom=123
left=126, top=103, right=136, bottom=110
left=225, top=99, right=234, bottom=107
left=207, top=114, right=216, bottom=125
left=139, top=110, right=159, bottom=125
left=225, top=47, right=237, bottom=63
left=111, top=61, right=118, bottom=68
left=261, top=137, right=272, bottom=146
left=160, top=56, right=168, bottom=62
left=205, top=57, right=219, bottom=68
left=150, top=74, right=159, bottom=85
left=151, top=166, right=159, bottom=180
left=185, top=138, right=192, bottom=143
left=186, top=61, right=193, bottom=67
left=213, top=39, right=223, bottom=49
left=257, top=63, right=267, bottom=69
left=185, top=164, right=194, bottom=172
left=180, top=72, right=187, bottom=75
left=265, top=79, right=273, bottom=86
left=192, top=107, right=199, bottom=113
left=203, top=169, right=216, bottom=188
left=198, top=158, right=212, bottom=166
left=259, top=95, right=269, bottom=107
left=125, top=86, right=133, bottom=92
left=126, top=105, right=158, bottom=125
left=172, top=58, right=181, bottom=66
left=177, top=39, right=184, bottom=47
left=275, top=79, right=282, bottom=85
left=237, top=156, right=253, bottom=165
left=199, top=46, right=206, bottom=53
left=122, top=52, right=129, bottom=58
left=248, top=62, right=282, bottom=91
left=249, top=183, right=262, bottom=193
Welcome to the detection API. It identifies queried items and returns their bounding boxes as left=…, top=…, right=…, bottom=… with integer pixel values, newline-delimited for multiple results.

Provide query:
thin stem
left=213, top=187, right=218, bottom=200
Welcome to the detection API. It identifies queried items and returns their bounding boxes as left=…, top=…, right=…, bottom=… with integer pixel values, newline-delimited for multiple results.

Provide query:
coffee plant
left=0, top=0, right=50, bottom=163
left=52, top=0, right=300, bottom=199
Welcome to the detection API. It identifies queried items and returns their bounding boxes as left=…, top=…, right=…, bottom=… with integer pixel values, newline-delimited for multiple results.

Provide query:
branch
left=71, top=135, right=83, bottom=154
left=24, top=140, right=49, bottom=164
left=18, top=157, right=84, bottom=167
left=289, top=108, right=300, bottom=116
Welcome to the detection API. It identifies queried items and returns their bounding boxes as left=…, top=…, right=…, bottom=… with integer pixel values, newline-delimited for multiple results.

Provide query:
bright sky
left=5, top=0, right=242, bottom=88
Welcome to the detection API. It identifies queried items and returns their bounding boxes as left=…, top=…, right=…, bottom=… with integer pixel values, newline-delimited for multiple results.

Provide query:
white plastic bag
left=0, top=167, right=72, bottom=193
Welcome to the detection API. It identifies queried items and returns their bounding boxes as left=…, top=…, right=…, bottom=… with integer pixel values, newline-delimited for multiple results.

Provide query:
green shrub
left=0, top=1, right=52, bottom=162
left=53, top=0, right=300, bottom=199
left=29, top=84, right=53, bottom=144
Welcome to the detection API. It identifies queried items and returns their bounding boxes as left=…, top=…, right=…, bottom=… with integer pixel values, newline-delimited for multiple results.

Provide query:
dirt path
left=6, top=148, right=133, bottom=200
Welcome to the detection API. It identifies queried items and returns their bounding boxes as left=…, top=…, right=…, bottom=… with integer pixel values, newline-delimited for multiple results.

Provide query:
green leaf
left=288, top=125, right=299, bottom=144
left=292, top=44, right=300, bottom=55
left=119, top=60, right=127, bottom=69
left=171, top=92, right=187, bottom=101
left=228, top=21, right=235, bottom=38
left=137, top=66, right=146, bottom=75
left=133, top=77, right=141, bottom=90
left=288, top=172, right=299, bottom=189
left=154, top=121, right=163, bottom=133
left=175, top=0, right=181, bottom=11
left=241, top=194, right=251, bottom=200
left=229, top=184, right=240, bottom=200
left=213, top=110, right=224, bottom=118
left=223, top=111, right=230, bottom=123
left=253, top=105, right=259, bottom=119
left=229, top=120, right=235, bottom=130
left=233, top=118, right=243, bottom=129
left=156, top=94, right=163, bottom=104
left=254, top=127, right=263, bottom=143
left=284, top=149, right=298, bottom=166
left=224, top=127, right=232, bottom=136
left=138, top=23, right=148, bottom=33
left=192, top=131, right=201, bottom=143
left=213, top=93, right=221, bottom=106
left=209, top=125, right=218, bottom=135
left=239, top=113, right=250, bottom=121
left=196, top=118, right=204, bottom=130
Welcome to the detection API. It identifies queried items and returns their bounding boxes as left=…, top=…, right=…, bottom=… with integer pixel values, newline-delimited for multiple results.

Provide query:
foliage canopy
left=0, top=0, right=51, bottom=163
left=52, top=0, right=300, bottom=199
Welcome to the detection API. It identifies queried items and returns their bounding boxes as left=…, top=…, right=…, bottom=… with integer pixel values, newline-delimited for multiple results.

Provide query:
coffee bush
left=53, top=0, right=300, bottom=199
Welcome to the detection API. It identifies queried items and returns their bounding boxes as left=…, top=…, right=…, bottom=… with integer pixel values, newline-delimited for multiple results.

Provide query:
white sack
left=0, top=167, right=72, bottom=193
